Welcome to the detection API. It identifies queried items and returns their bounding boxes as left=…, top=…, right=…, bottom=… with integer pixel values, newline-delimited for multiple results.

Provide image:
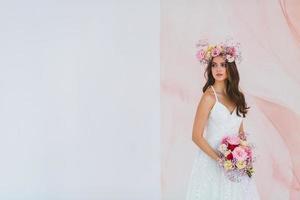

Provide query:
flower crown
left=195, top=39, right=242, bottom=65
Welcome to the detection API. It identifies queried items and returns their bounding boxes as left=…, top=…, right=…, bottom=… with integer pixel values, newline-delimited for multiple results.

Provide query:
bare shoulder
left=198, top=87, right=216, bottom=110
left=202, top=87, right=216, bottom=103
left=193, top=88, right=216, bottom=120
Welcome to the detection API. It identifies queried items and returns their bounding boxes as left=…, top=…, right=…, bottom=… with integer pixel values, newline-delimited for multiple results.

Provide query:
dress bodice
left=204, top=85, right=244, bottom=148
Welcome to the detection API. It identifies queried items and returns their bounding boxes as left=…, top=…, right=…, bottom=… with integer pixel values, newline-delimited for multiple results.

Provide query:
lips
left=216, top=74, right=223, bottom=76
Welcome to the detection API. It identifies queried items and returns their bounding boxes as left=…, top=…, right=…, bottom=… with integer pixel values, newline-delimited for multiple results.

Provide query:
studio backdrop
left=161, top=0, right=300, bottom=199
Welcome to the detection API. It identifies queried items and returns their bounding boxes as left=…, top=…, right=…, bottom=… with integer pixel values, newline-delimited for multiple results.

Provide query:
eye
left=221, top=63, right=225, bottom=67
left=212, top=63, right=216, bottom=67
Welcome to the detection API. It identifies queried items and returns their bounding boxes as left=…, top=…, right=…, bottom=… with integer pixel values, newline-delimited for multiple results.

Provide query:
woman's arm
left=238, top=120, right=247, bottom=140
left=192, top=92, right=221, bottom=161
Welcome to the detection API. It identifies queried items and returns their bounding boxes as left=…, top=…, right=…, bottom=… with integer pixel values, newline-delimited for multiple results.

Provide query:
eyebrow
left=212, top=62, right=225, bottom=64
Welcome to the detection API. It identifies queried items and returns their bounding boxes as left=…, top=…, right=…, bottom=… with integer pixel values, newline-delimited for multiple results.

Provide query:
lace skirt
left=185, top=150, right=260, bottom=200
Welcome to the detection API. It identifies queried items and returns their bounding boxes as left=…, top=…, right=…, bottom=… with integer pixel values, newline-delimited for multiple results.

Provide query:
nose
left=216, top=66, right=222, bottom=70
left=216, top=65, right=224, bottom=70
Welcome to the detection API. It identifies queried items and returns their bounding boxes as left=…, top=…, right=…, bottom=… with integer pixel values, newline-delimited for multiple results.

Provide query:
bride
left=185, top=40, right=260, bottom=200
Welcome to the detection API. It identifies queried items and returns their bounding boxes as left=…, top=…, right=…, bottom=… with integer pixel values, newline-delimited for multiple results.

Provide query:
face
left=211, top=56, right=227, bottom=81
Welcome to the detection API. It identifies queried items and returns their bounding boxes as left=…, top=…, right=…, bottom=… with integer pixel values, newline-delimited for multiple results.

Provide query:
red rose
left=226, top=153, right=233, bottom=160
left=228, top=144, right=238, bottom=151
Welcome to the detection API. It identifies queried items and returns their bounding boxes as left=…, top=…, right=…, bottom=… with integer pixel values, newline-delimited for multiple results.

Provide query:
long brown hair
left=202, top=57, right=250, bottom=118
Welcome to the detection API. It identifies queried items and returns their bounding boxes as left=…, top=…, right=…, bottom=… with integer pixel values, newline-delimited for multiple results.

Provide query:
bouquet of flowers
left=217, top=132, right=256, bottom=182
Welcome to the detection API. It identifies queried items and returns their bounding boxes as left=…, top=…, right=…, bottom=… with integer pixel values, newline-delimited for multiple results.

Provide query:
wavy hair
left=202, top=57, right=250, bottom=118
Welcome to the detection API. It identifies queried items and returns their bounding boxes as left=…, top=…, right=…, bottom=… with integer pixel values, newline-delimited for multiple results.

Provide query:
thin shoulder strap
left=210, top=85, right=219, bottom=102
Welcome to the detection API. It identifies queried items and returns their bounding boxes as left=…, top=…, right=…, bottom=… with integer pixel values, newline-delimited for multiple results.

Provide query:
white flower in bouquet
left=224, top=150, right=231, bottom=157
left=218, top=143, right=228, bottom=154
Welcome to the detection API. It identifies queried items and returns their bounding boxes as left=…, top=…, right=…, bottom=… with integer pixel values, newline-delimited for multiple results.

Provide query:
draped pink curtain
left=161, top=0, right=300, bottom=199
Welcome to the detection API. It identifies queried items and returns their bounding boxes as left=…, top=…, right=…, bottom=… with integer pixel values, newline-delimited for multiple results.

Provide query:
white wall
left=0, top=1, right=160, bottom=199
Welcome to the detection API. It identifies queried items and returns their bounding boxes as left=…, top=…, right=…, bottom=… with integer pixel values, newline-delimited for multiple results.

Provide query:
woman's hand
left=216, top=157, right=223, bottom=166
left=239, top=131, right=247, bottom=140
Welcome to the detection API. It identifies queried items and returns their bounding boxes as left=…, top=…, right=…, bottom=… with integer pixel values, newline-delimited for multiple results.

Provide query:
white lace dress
left=185, top=85, right=260, bottom=200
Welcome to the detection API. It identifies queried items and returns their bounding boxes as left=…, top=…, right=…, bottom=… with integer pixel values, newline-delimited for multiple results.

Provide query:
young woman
left=185, top=40, right=260, bottom=200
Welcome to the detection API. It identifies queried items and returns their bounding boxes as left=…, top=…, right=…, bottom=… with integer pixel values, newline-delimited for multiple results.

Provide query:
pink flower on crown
left=211, top=47, right=221, bottom=57
left=226, top=46, right=236, bottom=56
left=196, top=49, right=205, bottom=60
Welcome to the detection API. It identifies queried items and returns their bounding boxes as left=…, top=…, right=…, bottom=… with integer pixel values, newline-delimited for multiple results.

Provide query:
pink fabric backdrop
left=161, top=0, right=300, bottom=199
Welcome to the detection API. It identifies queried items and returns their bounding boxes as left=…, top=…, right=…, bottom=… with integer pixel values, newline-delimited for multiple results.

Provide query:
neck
left=212, top=81, right=227, bottom=94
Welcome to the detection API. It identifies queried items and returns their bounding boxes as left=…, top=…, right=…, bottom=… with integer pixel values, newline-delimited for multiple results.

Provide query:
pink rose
left=244, top=147, right=253, bottom=160
left=221, top=136, right=229, bottom=144
left=232, top=147, right=248, bottom=161
left=226, top=135, right=240, bottom=145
